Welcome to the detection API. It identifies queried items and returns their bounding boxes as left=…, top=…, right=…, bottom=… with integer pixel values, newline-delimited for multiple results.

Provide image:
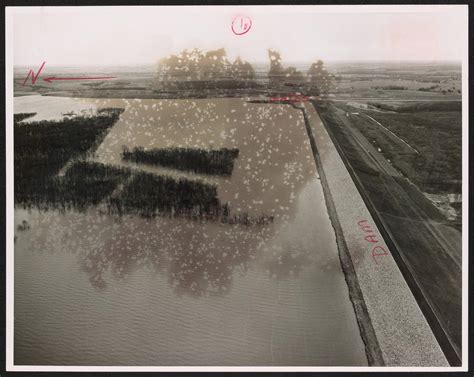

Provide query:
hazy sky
left=8, top=5, right=468, bottom=66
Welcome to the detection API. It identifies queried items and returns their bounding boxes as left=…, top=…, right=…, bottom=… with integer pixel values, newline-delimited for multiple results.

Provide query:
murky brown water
left=14, top=96, right=367, bottom=366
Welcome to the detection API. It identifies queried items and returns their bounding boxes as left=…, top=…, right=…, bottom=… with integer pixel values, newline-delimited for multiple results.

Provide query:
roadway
left=359, top=113, right=419, bottom=154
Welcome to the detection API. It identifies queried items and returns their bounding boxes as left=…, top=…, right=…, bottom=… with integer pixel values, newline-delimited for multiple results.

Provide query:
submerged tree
left=14, top=109, right=126, bottom=211
left=122, top=146, right=240, bottom=176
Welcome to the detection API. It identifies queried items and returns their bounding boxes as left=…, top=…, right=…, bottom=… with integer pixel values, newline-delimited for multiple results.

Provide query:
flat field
left=330, top=61, right=462, bottom=101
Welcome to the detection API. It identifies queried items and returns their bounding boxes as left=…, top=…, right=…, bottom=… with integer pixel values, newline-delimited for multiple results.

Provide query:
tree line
left=107, top=168, right=273, bottom=225
left=156, top=48, right=335, bottom=95
left=267, top=49, right=335, bottom=95
left=122, top=146, right=240, bottom=176
left=156, top=48, right=257, bottom=90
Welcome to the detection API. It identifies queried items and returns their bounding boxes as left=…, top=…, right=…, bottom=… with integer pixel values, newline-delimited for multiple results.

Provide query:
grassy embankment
left=314, top=100, right=462, bottom=362
left=340, top=100, right=462, bottom=213
left=364, top=101, right=462, bottom=196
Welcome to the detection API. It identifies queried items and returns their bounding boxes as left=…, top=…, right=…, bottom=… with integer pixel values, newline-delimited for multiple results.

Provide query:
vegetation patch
left=372, top=85, right=407, bottom=90
left=109, top=171, right=220, bottom=218
left=58, top=161, right=131, bottom=210
left=122, top=146, right=239, bottom=176
left=333, top=102, right=462, bottom=195
left=14, top=108, right=124, bottom=208
left=19, top=162, right=130, bottom=212
left=418, top=85, right=439, bottom=92
left=365, top=111, right=460, bottom=194
left=107, top=170, right=273, bottom=225
left=14, top=113, right=37, bottom=123
left=367, top=101, right=461, bottom=113
left=14, top=111, right=270, bottom=225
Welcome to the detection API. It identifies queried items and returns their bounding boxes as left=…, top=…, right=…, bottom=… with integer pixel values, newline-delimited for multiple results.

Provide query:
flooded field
left=13, top=95, right=367, bottom=366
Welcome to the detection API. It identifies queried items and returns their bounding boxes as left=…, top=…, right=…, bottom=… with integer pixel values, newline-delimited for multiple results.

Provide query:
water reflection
left=16, top=209, right=274, bottom=296
left=262, top=244, right=310, bottom=280
left=14, top=96, right=328, bottom=296
left=260, top=177, right=341, bottom=280
left=15, top=176, right=338, bottom=297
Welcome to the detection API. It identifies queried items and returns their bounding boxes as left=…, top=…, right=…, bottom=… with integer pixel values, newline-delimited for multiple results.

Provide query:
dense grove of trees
left=14, top=108, right=124, bottom=208
left=14, top=113, right=36, bottom=123
left=372, top=85, right=407, bottom=90
left=108, top=171, right=220, bottom=218
left=307, top=60, right=335, bottom=94
left=268, top=49, right=335, bottom=94
left=107, top=170, right=273, bottom=225
left=268, top=49, right=305, bottom=87
left=58, top=162, right=131, bottom=210
left=155, top=47, right=335, bottom=95
left=122, top=146, right=239, bottom=176
left=418, top=85, right=439, bottom=92
left=19, top=162, right=130, bottom=212
left=156, top=48, right=257, bottom=90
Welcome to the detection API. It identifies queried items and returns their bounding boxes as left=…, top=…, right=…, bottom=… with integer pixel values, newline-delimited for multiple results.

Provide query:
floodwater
left=13, top=95, right=367, bottom=366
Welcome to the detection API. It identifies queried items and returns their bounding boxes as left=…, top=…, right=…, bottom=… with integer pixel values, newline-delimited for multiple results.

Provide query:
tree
left=231, top=56, right=256, bottom=84
left=202, top=48, right=231, bottom=80
left=156, top=48, right=256, bottom=89
left=268, top=49, right=306, bottom=88
left=268, top=49, right=284, bottom=85
left=282, top=66, right=305, bottom=87
left=156, top=48, right=206, bottom=88
left=307, top=60, right=335, bottom=95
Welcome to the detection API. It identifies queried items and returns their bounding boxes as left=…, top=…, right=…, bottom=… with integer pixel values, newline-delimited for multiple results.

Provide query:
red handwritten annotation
left=231, top=16, right=252, bottom=35
left=22, top=61, right=116, bottom=86
left=43, top=76, right=117, bottom=83
left=22, top=61, right=46, bottom=85
left=269, top=94, right=310, bottom=103
left=357, top=219, right=388, bottom=264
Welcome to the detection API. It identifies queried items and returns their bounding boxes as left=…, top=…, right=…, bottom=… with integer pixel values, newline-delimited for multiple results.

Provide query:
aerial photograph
left=7, top=4, right=467, bottom=370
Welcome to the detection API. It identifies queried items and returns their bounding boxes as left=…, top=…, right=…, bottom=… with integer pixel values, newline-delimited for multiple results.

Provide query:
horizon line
left=13, top=59, right=462, bottom=68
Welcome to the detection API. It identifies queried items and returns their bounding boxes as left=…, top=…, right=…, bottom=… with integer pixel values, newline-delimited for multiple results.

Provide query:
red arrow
left=43, top=76, right=116, bottom=83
